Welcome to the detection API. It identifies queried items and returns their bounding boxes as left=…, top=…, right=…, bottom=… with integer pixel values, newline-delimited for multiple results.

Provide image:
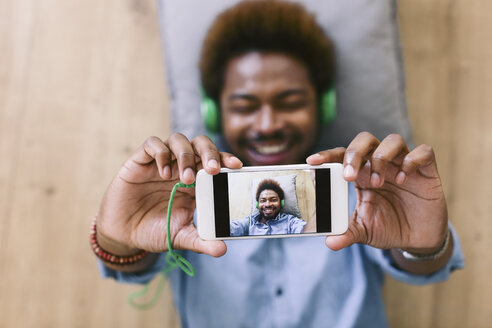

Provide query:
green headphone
left=200, top=88, right=337, bottom=133
left=256, top=199, right=285, bottom=208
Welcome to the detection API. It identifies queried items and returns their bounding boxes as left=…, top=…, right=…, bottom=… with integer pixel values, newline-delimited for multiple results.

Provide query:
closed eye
left=274, top=89, right=311, bottom=111
left=276, top=100, right=308, bottom=110
left=227, top=94, right=259, bottom=114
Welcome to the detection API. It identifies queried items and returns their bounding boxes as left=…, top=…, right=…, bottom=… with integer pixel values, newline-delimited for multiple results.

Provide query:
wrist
left=96, top=229, right=141, bottom=257
left=90, top=218, right=149, bottom=266
left=390, top=230, right=454, bottom=275
left=399, top=228, right=450, bottom=260
left=95, top=216, right=141, bottom=256
left=398, top=229, right=452, bottom=261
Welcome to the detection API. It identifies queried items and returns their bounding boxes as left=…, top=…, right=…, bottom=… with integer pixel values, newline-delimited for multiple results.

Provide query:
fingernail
left=163, top=165, right=171, bottom=178
left=183, top=168, right=195, bottom=182
left=230, top=156, right=242, bottom=167
left=343, top=164, right=354, bottom=178
left=371, top=172, right=381, bottom=187
left=208, top=159, right=219, bottom=169
left=396, top=171, right=406, bottom=184
left=307, top=153, right=321, bottom=162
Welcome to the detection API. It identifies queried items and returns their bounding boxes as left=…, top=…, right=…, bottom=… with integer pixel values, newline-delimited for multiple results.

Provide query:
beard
left=260, top=206, right=280, bottom=221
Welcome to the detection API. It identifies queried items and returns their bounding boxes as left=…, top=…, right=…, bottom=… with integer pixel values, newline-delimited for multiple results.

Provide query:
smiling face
left=220, top=52, right=319, bottom=166
left=258, top=189, right=282, bottom=221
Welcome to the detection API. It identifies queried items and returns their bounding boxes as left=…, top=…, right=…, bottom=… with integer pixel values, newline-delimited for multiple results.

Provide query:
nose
left=255, top=104, right=282, bottom=135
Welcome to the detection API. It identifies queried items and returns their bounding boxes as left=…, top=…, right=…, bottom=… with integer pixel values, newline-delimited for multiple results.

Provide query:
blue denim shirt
left=99, top=184, right=464, bottom=328
left=230, top=212, right=307, bottom=236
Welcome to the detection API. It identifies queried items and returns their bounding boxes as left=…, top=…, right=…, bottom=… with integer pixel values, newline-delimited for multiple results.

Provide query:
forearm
left=389, top=230, right=454, bottom=275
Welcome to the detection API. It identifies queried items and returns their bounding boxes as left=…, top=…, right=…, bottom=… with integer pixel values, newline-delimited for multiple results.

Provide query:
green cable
left=128, top=181, right=196, bottom=310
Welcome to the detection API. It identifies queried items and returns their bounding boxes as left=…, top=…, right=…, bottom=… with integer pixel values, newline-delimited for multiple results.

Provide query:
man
left=94, top=1, right=463, bottom=327
left=230, top=179, right=306, bottom=236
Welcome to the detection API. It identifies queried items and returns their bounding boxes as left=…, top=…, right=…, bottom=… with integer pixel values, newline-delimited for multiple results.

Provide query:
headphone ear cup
left=256, top=201, right=259, bottom=209
left=200, top=97, right=220, bottom=133
left=320, top=88, right=337, bottom=124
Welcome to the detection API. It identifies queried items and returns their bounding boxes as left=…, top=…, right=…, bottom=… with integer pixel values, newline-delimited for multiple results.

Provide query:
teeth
left=254, top=143, right=287, bottom=155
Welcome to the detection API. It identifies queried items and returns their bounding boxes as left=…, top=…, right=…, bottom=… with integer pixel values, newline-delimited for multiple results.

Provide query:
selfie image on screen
left=212, top=169, right=332, bottom=238
left=208, top=168, right=329, bottom=237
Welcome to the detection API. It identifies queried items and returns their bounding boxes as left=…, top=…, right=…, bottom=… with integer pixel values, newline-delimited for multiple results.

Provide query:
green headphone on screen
left=256, top=199, right=285, bottom=208
left=200, top=88, right=337, bottom=133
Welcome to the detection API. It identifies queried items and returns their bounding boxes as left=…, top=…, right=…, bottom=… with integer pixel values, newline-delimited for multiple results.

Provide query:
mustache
left=249, top=130, right=287, bottom=142
left=240, top=130, right=302, bottom=145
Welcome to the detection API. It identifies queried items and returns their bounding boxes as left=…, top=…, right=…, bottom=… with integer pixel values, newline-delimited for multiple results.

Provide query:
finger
left=369, top=134, right=409, bottom=188
left=343, top=132, right=380, bottom=181
left=306, top=147, right=346, bottom=165
left=191, top=135, right=222, bottom=175
left=397, top=144, right=438, bottom=184
left=166, top=133, right=197, bottom=184
left=172, top=226, right=227, bottom=257
left=220, top=152, right=243, bottom=169
left=131, top=136, right=172, bottom=180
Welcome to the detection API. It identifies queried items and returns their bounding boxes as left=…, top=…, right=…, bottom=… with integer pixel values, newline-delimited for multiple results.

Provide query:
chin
left=262, top=211, right=279, bottom=221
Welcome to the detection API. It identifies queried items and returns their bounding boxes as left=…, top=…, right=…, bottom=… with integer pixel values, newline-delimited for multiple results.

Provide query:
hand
left=307, top=132, right=449, bottom=253
left=97, top=134, right=242, bottom=260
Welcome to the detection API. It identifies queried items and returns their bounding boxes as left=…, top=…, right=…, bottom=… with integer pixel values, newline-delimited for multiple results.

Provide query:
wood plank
left=385, top=0, right=492, bottom=327
left=0, top=0, right=178, bottom=327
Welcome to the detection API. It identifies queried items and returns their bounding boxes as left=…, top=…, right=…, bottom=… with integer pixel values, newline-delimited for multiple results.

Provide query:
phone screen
left=212, top=168, right=332, bottom=237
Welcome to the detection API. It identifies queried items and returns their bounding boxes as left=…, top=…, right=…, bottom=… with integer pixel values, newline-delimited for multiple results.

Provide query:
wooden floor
left=1, top=0, right=490, bottom=327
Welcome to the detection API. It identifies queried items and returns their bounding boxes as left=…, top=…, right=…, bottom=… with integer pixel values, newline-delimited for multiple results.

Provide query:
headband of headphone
left=201, top=88, right=337, bottom=133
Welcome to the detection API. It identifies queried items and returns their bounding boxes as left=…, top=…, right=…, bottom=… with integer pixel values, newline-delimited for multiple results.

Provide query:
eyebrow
left=227, top=88, right=308, bottom=102
left=275, top=89, right=308, bottom=100
left=227, top=93, right=258, bottom=101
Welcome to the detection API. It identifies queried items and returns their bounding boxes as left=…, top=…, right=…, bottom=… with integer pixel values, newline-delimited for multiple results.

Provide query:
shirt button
left=276, top=288, right=283, bottom=296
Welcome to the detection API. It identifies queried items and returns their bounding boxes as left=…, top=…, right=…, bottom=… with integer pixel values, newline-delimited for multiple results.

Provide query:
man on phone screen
left=93, top=1, right=464, bottom=327
left=230, top=179, right=306, bottom=236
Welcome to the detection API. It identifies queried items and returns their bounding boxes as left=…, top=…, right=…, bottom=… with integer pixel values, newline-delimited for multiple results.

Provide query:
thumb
left=325, top=214, right=365, bottom=251
left=172, top=226, right=227, bottom=257
left=192, top=239, right=227, bottom=257
left=325, top=230, right=357, bottom=251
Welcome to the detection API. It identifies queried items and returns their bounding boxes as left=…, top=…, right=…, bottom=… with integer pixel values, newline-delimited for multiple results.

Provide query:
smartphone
left=196, top=163, right=348, bottom=240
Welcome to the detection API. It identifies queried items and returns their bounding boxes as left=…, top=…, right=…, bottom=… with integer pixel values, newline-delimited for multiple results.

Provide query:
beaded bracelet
left=90, top=218, right=149, bottom=265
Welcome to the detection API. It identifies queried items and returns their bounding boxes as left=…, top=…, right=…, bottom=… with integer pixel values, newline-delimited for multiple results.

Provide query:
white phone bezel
left=196, top=163, right=348, bottom=240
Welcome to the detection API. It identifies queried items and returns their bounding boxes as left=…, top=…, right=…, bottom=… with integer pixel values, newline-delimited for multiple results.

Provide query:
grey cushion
left=157, top=0, right=413, bottom=149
